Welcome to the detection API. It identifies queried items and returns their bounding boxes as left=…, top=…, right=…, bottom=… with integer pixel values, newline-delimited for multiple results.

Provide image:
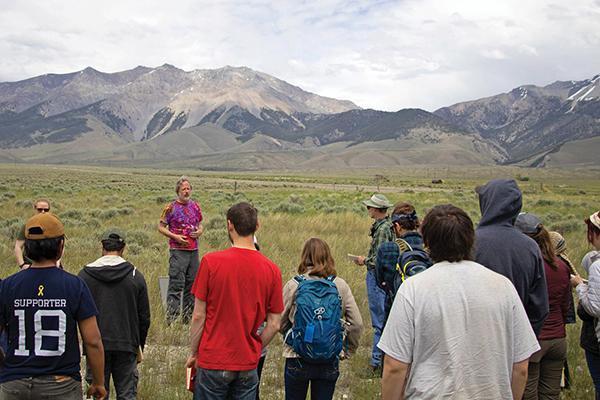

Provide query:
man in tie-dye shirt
left=158, top=176, right=203, bottom=323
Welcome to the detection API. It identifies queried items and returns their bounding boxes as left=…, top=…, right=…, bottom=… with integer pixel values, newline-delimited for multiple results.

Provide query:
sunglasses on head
left=36, top=208, right=50, bottom=212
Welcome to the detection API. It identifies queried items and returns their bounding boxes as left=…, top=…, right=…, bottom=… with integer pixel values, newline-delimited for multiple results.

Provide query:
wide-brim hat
left=362, top=194, right=392, bottom=209
left=25, top=213, right=64, bottom=240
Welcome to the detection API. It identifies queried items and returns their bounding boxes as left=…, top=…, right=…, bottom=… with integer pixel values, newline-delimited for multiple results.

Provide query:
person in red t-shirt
left=186, top=202, right=283, bottom=400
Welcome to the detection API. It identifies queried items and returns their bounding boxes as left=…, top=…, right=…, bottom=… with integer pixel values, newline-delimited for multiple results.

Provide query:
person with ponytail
left=515, top=213, right=571, bottom=400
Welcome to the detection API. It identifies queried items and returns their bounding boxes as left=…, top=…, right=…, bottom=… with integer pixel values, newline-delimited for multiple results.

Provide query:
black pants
left=88, top=351, right=138, bottom=400
left=167, top=249, right=199, bottom=322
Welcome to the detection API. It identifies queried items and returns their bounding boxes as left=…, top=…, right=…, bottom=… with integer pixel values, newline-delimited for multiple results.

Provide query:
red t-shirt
left=538, top=257, right=571, bottom=340
left=191, top=247, right=284, bottom=370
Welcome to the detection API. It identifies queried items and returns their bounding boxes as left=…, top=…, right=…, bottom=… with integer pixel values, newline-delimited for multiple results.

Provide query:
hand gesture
left=354, top=256, right=366, bottom=266
left=189, top=225, right=204, bottom=239
left=174, top=234, right=188, bottom=245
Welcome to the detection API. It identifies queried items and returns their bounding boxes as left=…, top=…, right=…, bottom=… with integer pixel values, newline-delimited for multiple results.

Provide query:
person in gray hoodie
left=79, top=229, right=151, bottom=400
left=474, top=179, right=549, bottom=336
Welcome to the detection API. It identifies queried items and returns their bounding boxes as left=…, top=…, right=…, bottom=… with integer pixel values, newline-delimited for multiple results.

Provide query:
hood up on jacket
left=82, top=255, right=135, bottom=283
left=476, top=179, right=522, bottom=227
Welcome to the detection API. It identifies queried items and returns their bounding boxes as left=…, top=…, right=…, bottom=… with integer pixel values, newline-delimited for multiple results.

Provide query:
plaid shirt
left=365, top=217, right=394, bottom=270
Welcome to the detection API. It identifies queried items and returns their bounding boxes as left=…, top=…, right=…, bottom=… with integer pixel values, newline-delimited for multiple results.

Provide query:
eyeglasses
left=36, top=208, right=50, bottom=212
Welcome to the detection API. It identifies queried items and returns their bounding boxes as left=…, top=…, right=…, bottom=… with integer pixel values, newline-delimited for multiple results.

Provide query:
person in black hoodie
left=79, top=229, right=151, bottom=400
left=474, top=179, right=549, bottom=336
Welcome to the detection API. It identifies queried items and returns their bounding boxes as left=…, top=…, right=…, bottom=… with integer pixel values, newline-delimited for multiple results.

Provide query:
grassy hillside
left=0, top=164, right=597, bottom=399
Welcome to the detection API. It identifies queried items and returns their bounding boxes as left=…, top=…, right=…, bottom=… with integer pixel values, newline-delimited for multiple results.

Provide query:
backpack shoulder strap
left=397, top=238, right=413, bottom=253
left=294, top=275, right=306, bottom=284
left=326, top=275, right=336, bottom=282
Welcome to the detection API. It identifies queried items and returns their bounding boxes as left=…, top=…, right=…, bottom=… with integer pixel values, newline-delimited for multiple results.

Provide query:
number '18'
left=14, top=309, right=66, bottom=357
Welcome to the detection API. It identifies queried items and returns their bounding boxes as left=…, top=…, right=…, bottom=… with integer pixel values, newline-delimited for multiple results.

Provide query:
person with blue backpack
left=375, top=202, right=432, bottom=323
left=281, top=238, right=363, bottom=400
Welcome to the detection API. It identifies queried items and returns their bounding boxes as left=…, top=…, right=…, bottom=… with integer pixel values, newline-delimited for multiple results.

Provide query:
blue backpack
left=285, top=275, right=343, bottom=362
left=376, top=239, right=432, bottom=300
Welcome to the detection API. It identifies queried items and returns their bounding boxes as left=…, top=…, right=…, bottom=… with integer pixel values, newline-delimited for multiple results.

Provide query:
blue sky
left=1, top=0, right=599, bottom=111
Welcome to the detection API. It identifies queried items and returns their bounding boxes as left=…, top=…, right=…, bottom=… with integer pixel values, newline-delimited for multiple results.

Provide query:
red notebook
left=186, top=366, right=196, bottom=392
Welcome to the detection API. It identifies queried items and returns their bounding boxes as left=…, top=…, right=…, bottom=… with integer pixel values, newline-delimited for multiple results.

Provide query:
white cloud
left=0, top=0, right=599, bottom=111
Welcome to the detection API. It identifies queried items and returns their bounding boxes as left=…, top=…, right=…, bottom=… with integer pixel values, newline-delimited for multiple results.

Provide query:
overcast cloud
left=0, top=0, right=599, bottom=111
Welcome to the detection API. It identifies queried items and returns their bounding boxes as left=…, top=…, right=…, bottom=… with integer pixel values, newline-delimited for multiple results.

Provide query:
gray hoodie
left=474, top=179, right=549, bottom=336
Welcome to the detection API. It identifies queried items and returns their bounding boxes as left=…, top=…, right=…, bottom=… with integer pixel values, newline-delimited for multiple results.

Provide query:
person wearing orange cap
left=0, top=213, right=106, bottom=400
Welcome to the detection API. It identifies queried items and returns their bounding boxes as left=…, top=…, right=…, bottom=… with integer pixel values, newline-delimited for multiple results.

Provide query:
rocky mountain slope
left=1, top=65, right=598, bottom=169
left=0, top=65, right=358, bottom=146
left=434, top=75, right=600, bottom=164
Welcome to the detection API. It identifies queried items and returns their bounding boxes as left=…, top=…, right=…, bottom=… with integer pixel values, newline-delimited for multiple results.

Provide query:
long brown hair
left=297, top=238, right=336, bottom=278
left=528, top=226, right=558, bottom=269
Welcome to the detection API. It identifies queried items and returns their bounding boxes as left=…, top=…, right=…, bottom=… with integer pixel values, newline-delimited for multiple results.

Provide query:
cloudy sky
left=1, top=0, right=599, bottom=111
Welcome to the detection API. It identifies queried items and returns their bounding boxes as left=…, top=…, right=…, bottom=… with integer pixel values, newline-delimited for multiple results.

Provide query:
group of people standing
left=0, top=176, right=599, bottom=400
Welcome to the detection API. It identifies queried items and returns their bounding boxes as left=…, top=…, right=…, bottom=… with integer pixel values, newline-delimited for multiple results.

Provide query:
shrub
left=272, top=202, right=305, bottom=214
left=552, top=219, right=581, bottom=234
left=60, top=210, right=84, bottom=220
left=117, top=207, right=134, bottom=216
left=127, top=243, right=143, bottom=255
left=203, top=229, right=228, bottom=248
left=99, top=209, right=118, bottom=220
left=15, top=199, right=33, bottom=208
left=288, top=194, right=303, bottom=204
left=204, top=216, right=226, bottom=231
left=535, top=199, right=556, bottom=207
left=155, top=195, right=172, bottom=204
left=127, top=230, right=152, bottom=247
left=0, top=222, right=24, bottom=240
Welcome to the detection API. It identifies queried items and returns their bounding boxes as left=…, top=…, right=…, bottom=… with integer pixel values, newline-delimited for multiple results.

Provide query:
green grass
left=0, top=163, right=598, bottom=399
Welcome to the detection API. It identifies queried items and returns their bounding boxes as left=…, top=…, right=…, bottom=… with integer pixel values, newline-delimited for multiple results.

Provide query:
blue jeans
left=284, top=358, right=339, bottom=400
left=366, top=269, right=385, bottom=367
left=586, top=350, right=600, bottom=399
left=194, top=368, right=258, bottom=400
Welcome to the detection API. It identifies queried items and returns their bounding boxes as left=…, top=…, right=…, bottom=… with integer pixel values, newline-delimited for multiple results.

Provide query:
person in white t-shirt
left=378, top=204, right=540, bottom=400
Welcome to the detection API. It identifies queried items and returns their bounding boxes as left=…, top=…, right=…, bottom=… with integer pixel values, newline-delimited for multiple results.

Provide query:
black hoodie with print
left=474, top=179, right=549, bottom=336
left=79, top=256, right=151, bottom=353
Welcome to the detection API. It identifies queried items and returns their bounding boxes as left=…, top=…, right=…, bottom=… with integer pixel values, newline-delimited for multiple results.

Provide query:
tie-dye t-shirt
left=160, top=200, right=203, bottom=250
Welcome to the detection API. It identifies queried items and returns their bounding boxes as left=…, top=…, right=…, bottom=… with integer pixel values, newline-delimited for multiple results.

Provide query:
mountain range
left=0, top=64, right=598, bottom=169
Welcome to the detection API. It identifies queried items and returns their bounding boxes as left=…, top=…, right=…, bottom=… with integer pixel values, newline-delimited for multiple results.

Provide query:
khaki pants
left=523, top=337, right=567, bottom=400
left=0, top=376, right=82, bottom=400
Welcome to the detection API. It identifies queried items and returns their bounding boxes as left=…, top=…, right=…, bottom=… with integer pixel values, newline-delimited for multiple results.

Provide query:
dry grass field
left=0, top=163, right=598, bottom=399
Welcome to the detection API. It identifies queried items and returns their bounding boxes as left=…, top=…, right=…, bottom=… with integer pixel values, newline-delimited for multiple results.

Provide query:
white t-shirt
left=378, top=260, right=540, bottom=399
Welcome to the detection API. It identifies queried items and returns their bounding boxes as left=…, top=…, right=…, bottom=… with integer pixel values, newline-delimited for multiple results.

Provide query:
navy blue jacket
left=474, top=179, right=549, bottom=336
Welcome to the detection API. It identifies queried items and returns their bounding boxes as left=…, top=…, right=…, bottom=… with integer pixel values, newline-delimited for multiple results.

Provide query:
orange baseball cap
left=25, top=213, right=65, bottom=239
